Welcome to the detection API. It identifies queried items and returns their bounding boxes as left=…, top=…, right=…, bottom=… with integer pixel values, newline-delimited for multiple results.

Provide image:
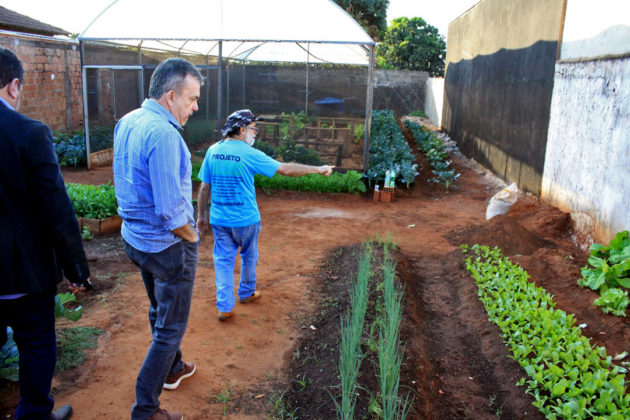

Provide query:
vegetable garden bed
left=1, top=121, right=626, bottom=419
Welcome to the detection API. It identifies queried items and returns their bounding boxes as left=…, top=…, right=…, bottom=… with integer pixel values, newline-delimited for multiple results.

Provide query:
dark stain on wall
left=443, top=40, right=558, bottom=195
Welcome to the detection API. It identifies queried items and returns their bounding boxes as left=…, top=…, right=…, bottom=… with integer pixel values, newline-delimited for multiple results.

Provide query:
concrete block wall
left=442, top=0, right=565, bottom=195
left=541, top=0, right=630, bottom=244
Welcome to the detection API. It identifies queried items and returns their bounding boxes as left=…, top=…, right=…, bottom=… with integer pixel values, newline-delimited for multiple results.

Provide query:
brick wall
left=1, top=34, right=83, bottom=131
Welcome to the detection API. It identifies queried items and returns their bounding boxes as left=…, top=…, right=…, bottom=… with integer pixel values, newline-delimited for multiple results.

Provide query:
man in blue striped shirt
left=113, top=58, right=202, bottom=420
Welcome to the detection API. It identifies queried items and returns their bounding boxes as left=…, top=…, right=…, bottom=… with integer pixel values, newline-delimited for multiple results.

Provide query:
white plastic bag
left=485, top=183, right=519, bottom=220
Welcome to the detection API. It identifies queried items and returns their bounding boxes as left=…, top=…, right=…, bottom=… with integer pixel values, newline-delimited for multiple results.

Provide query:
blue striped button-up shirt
left=113, top=99, right=194, bottom=253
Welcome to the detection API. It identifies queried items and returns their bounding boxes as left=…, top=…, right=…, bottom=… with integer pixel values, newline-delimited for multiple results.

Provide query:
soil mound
left=510, top=196, right=573, bottom=240
left=446, top=214, right=556, bottom=256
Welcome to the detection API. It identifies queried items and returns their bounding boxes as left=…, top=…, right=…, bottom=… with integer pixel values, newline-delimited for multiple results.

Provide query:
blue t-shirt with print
left=199, top=140, right=281, bottom=227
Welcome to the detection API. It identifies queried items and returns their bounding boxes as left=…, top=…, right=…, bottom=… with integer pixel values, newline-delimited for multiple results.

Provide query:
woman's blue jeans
left=124, top=239, right=198, bottom=420
left=211, top=222, right=261, bottom=313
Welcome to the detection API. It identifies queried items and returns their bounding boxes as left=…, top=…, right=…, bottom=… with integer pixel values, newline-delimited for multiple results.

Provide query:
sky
left=387, top=0, right=480, bottom=37
left=1, top=0, right=480, bottom=39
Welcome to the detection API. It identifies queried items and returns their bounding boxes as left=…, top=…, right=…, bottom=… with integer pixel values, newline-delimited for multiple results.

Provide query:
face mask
left=245, top=132, right=256, bottom=146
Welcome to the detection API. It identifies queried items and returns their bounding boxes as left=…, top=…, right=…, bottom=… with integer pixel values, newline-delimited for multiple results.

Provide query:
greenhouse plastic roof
left=79, top=0, right=375, bottom=64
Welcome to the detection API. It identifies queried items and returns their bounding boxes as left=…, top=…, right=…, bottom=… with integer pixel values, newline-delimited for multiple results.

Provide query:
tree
left=333, top=0, right=389, bottom=41
left=377, top=17, right=446, bottom=77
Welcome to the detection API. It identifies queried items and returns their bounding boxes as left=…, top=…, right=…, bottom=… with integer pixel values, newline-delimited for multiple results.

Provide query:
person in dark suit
left=0, top=47, right=91, bottom=420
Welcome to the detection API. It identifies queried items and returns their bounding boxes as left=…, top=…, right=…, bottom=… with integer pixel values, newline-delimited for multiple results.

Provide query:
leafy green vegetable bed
left=66, top=183, right=118, bottom=220
left=404, top=120, right=459, bottom=190
left=579, top=230, right=630, bottom=316
left=366, top=110, right=417, bottom=187
left=254, top=170, right=366, bottom=194
left=463, top=244, right=630, bottom=419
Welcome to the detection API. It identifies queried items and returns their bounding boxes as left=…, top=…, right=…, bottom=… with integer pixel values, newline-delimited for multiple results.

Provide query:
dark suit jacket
left=0, top=101, right=89, bottom=294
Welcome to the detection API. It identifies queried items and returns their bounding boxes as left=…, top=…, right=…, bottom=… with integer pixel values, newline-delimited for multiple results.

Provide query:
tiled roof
left=0, top=6, right=69, bottom=36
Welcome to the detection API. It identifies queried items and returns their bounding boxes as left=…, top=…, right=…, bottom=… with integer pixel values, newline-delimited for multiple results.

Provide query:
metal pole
left=305, top=43, right=309, bottom=116
left=205, top=56, right=210, bottom=121
left=362, top=44, right=375, bottom=173
left=217, top=41, right=223, bottom=141
left=226, top=61, right=230, bottom=116
left=80, top=40, right=91, bottom=169
left=242, top=62, right=245, bottom=107
left=137, top=42, right=143, bottom=106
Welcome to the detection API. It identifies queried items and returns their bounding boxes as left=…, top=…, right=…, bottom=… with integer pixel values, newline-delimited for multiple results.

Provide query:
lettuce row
left=463, top=244, right=630, bottom=419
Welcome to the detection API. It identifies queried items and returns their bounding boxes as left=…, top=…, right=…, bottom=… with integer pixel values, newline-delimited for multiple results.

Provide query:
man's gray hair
left=149, top=58, right=203, bottom=99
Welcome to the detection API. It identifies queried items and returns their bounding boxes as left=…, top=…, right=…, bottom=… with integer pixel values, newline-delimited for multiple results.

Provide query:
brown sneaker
left=239, top=291, right=261, bottom=304
left=218, top=311, right=233, bottom=321
left=148, top=408, right=183, bottom=420
left=163, top=361, right=196, bottom=390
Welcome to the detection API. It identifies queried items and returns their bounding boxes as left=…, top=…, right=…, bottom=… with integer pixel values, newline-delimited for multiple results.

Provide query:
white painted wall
left=541, top=58, right=630, bottom=243
left=561, top=0, right=630, bottom=60
left=424, top=77, right=444, bottom=127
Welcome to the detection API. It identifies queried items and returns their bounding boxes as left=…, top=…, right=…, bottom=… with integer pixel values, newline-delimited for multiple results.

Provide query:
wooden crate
left=78, top=215, right=122, bottom=236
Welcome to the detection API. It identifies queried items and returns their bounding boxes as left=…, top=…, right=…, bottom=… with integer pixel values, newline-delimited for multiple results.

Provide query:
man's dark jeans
left=124, top=239, right=198, bottom=420
left=0, top=292, right=56, bottom=420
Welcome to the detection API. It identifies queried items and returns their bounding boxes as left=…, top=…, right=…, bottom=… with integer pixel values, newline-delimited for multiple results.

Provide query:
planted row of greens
left=337, top=244, right=373, bottom=419
left=463, top=244, right=630, bottom=419
left=578, top=230, right=630, bottom=316
left=254, top=170, right=366, bottom=194
left=54, top=126, right=113, bottom=168
left=336, top=239, right=410, bottom=419
left=403, top=120, right=459, bottom=190
left=377, top=246, right=412, bottom=419
left=65, top=183, right=117, bottom=220
left=366, top=110, right=418, bottom=187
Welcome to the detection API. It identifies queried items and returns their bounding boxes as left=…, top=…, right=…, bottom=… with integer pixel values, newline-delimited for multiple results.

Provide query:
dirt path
left=15, top=150, right=626, bottom=419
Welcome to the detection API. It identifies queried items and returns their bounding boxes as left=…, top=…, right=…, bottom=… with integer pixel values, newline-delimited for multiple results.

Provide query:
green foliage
left=254, top=171, right=366, bottom=194
left=278, top=111, right=313, bottom=139
left=65, top=183, right=118, bottom=219
left=377, top=257, right=412, bottom=419
left=53, top=131, right=87, bottom=167
left=277, top=138, right=326, bottom=166
left=366, top=110, right=418, bottom=187
left=579, top=231, right=630, bottom=293
left=55, top=327, right=103, bottom=373
left=0, top=328, right=19, bottom=382
left=578, top=230, right=630, bottom=317
left=52, top=126, right=114, bottom=167
left=404, top=120, right=460, bottom=190
left=333, top=0, right=390, bottom=41
left=594, top=288, right=629, bottom=317
left=81, top=226, right=94, bottom=240
left=55, top=293, right=82, bottom=321
left=336, top=244, right=372, bottom=419
left=463, top=244, right=630, bottom=419
left=377, top=17, right=446, bottom=77
left=191, top=161, right=202, bottom=182
left=215, top=386, right=233, bottom=416
left=408, top=110, right=427, bottom=118
left=253, top=139, right=278, bottom=159
left=254, top=138, right=325, bottom=165
left=54, top=292, right=83, bottom=322
left=353, top=124, right=365, bottom=143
